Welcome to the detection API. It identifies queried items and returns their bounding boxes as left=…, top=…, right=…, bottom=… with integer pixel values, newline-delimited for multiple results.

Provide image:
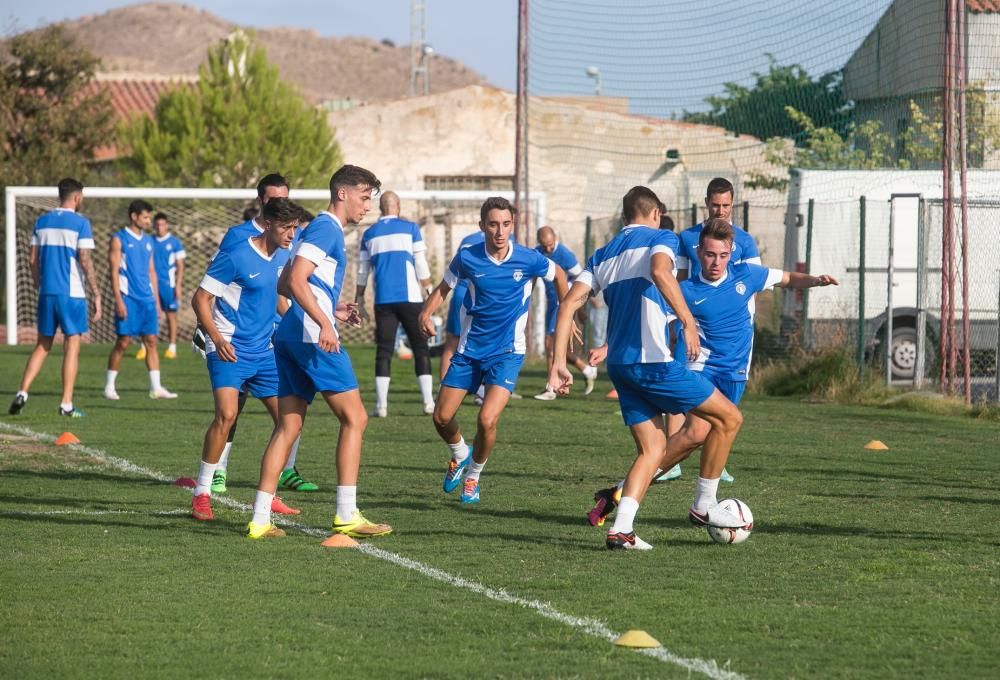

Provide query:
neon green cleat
left=210, top=469, right=227, bottom=494
left=246, top=521, right=286, bottom=539
left=279, top=467, right=319, bottom=492
left=332, top=511, right=392, bottom=538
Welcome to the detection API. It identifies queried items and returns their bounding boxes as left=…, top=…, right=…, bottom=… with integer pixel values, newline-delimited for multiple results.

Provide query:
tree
left=683, top=55, right=851, bottom=143
left=0, top=26, right=114, bottom=191
left=121, top=31, right=341, bottom=188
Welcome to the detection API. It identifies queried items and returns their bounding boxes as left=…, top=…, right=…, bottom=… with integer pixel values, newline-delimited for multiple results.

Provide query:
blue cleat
left=460, top=478, right=480, bottom=504
left=720, top=467, right=735, bottom=483
left=443, top=448, right=472, bottom=493
left=654, top=464, right=682, bottom=483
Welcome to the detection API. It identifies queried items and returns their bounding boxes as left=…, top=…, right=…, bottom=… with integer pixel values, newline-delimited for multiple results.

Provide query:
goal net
left=5, top=187, right=546, bottom=349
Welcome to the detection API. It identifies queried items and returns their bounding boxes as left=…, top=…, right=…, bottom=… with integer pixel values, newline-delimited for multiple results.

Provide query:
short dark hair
left=659, top=214, right=675, bottom=232
left=622, top=186, right=661, bottom=224
left=706, top=177, right=734, bottom=199
left=298, top=208, right=315, bottom=224
left=153, top=212, right=168, bottom=224
left=699, top=218, right=734, bottom=246
left=257, top=173, right=289, bottom=200
left=479, top=196, right=516, bottom=224
left=58, top=178, right=84, bottom=202
left=128, top=199, right=154, bottom=218
left=260, top=197, right=305, bottom=225
left=329, top=165, right=381, bottom=200
left=242, top=204, right=260, bottom=222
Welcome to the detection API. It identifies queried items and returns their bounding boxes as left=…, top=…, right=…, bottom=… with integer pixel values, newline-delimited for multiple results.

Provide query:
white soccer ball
left=707, top=498, right=754, bottom=544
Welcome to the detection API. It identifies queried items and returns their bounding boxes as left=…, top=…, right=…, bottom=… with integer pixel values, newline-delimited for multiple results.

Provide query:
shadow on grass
left=0, top=469, right=166, bottom=486
left=760, top=521, right=960, bottom=542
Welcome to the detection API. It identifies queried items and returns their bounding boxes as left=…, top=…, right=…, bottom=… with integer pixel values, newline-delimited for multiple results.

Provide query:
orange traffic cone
left=54, top=432, right=80, bottom=446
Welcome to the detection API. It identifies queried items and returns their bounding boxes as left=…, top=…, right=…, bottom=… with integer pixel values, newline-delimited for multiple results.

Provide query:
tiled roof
left=967, top=0, right=1000, bottom=13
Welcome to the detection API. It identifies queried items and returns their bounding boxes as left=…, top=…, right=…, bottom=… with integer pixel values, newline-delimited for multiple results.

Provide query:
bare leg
left=143, top=335, right=160, bottom=371
left=201, top=388, right=240, bottom=464
left=432, top=385, right=468, bottom=445
left=320, top=389, right=368, bottom=486
left=471, top=385, right=512, bottom=464
left=60, top=335, right=81, bottom=405
left=166, top=311, right=177, bottom=347
left=439, top=334, right=459, bottom=382
left=257, top=395, right=308, bottom=495
left=18, top=335, right=54, bottom=393
left=107, top=336, right=131, bottom=371
left=620, top=417, right=669, bottom=503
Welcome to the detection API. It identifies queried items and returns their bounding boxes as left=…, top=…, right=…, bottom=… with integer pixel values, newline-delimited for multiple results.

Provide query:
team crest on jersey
left=513, top=269, right=523, bottom=282
left=146, top=243, right=153, bottom=252
left=735, top=282, right=747, bottom=295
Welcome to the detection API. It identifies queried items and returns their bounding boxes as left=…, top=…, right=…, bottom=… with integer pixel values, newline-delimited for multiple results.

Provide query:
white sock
left=194, top=460, right=219, bottom=496
left=610, top=496, right=639, bottom=534
left=168, top=343, right=177, bottom=353
left=583, top=365, right=597, bottom=379
left=475, top=384, right=486, bottom=399
left=693, top=476, right=721, bottom=513
left=283, top=435, right=301, bottom=471
left=375, top=376, right=390, bottom=408
left=448, top=437, right=469, bottom=462
left=252, top=490, right=273, bottom=526
left=149, top=370, right=162, bottom=391
left=336, top=485, right=358, bottom=520
left=60, top=402, right=73, bottom=412
left=105, top=370, right=118, bottom=390
left=218, top=442, right=232, bottom=471
left=16, top=390, right=28, bottom=401
left=465, top=458, right=487, bottom=482
left=417, top=374, right=434, bottom=404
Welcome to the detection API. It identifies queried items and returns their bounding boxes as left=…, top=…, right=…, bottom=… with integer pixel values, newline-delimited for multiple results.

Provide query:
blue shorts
left=37, top=294, right=88, bottom=337
left=274, top=340, right=358, bottom=403
left=446, top=290, right=466, bottom=337
left=544, top=300, right=558, bottom=336
left=608, top=361, right=715, bottom=427
left=705, top=375, right=746, bottom=406
left=442, top=352, right=525, bottom=394
left=207, top=350, right=279, bottom=399
left=116, top=297, right=159, bottom=337
left=158, top=285, right=178, bottom=313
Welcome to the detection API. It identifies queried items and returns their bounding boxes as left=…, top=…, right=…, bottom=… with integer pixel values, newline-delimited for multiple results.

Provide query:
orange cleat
left=271, top=496, right=301, bottom=515
left=192, top=493, right=214, bottom=521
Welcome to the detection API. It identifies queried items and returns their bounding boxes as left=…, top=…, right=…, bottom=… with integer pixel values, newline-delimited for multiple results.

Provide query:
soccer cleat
left=370, top=405, right=388, bottom=418
left=654, top=464, right=682, bottom=483
left=533, top=388, right=557, bottom=401
left=460, top=478, right=480, bottom=504
left=135, top=346, right=147, bottom=360
left=8, top=393, right=27, bottom=415
left=720, top=468, right=735, bottom=484
left=423, top=401, right=435, bottom=415
left=210, top=469, right=228, bottom=494
left=688, top=504, right=746, bottom=529
left=278, top=467, right=319, bottom=492
left=191, top=493, right=214, bottom=521
left=606, top=531, right=653, bottom=551
left=104, top=387, right=120, bottom=401
left=164, top=347, right=177, bottom=359
left=58, top=406, right=85, bottom=418
left=246, top=521, right=286, bottom=539
left=605, top=388, right=619, bottom=400
left=270, top=496, right=301, bottom=515
left=587, top=486, right=622, bottom=527
left=442, top=449, right=472, bottom=493
left=149, top=387, right=179, bottom=399
left=332, top=511, right=392, bottom=538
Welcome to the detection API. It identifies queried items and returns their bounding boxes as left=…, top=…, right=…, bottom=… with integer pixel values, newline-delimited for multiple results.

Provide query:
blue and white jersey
left=444, top=242, right=554, bottom=359
left=676, top=223, right=760, bottom=278
left=31, top=208, right=95, bottom=298
left=682, top=263, right=782, bottom=381
left=275, top=212, right=346, bottom=344
left=114, top=227, right=155, bottom=301
left=576, top=225, right=679, bottom=366
left=359, top=216, right=425, bottom=304
left=199, top=237, right=290, bottom=356
left=217, top=219, right=262, bottom=253
left=451, top=231, right=486, bottom=309
left=536, top=242, right=582, bottom=303
left=153, top=234, right=186, bottom=290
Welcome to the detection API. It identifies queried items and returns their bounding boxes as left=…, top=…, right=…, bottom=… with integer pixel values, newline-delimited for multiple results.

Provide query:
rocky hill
left=37, top=2, right=488, bottom=103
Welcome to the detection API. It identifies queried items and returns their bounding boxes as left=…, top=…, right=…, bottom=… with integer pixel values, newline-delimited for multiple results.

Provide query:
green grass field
left=2, top=343, right=998, bottom=679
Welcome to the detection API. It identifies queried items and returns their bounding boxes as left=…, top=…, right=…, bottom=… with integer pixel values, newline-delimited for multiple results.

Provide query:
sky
left=3, top=0, right=894, bottom=116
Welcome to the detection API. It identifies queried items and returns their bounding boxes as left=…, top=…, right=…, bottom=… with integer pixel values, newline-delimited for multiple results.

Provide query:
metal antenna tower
left=409, top=0, right=431, bottom=96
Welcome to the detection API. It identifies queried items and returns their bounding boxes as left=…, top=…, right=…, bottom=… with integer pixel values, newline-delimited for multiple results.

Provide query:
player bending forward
left=550, top=186, right=746, bottom=551
left=246, top=165, right=391, bottom=540
left=420, top=197, right=567, bottom=505
left=587, top=218, right=838, bottom=528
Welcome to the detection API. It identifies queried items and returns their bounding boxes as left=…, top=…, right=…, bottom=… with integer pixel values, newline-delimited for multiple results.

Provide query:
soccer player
left=533, top=226, right=597, bottom=401
left=549, top=186, right=745, bottom=550
left=105, top=200, right=177, bottom=400
left=150, top=212, right=185, bottom=359
left=355, top=190, right=435, bottom=417
left=438, top=229, right=483, bottom=383
left=189, top=198, right=303, bottom=521
left=420, top=197, right=568, bottom=505
left=246, top=165, right=391, bottom=540
left=8, top=178, right=102, bottom=417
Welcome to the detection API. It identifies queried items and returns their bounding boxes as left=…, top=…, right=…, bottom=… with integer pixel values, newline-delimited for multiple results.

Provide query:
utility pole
left=409, top=0, right=431, bottom=96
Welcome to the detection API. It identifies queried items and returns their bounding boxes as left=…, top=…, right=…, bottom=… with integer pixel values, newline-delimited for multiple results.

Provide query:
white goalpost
left=5, top=186, right=548, bottom=352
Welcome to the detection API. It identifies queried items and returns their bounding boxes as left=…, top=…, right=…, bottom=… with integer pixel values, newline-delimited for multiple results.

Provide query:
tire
left=889, top=326, right=919, bottom=380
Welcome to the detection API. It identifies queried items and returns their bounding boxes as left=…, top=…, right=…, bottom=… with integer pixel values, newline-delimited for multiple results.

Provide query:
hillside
left=35, top=2, right=488, bottom=103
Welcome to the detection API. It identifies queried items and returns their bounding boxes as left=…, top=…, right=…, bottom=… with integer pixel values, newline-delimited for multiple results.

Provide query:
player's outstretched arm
left=550, top=280, right=591, bottom=393
left=778, top=271, right=839, bottom=289
left=650, top=252, right=699, bottom=361
left=419, top=280, right=452, bottom=338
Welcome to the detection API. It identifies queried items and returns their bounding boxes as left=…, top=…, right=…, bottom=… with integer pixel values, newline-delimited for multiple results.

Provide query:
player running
left=8, top=178, right=102, bottom=418
left=105, top=200, right=178, bottom=400
left=533, top=226, right=597, bottom=401
left=188, top=198, right=303, bottom=521
left=587, top=218, right=838, bottom=528
left=355, top=190, right=436, bottom=417
left=420, top=197, right=568, bottom=505
left=549, top=186, right=745, bottom=551
left=246, top=165, right=391, bottom=540
left=149, top=212, right=185, bottom=360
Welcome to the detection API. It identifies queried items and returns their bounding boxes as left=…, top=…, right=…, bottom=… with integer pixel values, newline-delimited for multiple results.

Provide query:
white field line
left=0, top=508, right=188, bottom=517
left=0, top=421, right=746, bottom=680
